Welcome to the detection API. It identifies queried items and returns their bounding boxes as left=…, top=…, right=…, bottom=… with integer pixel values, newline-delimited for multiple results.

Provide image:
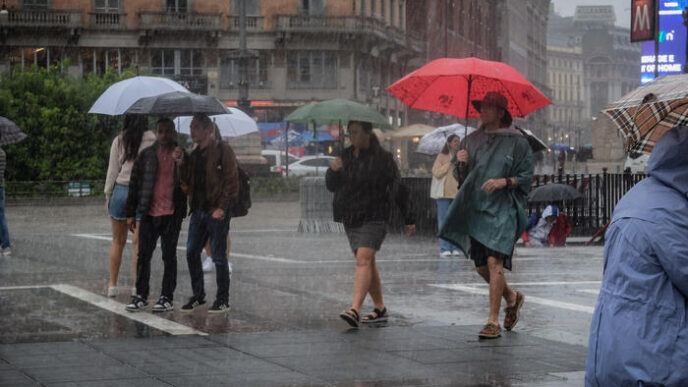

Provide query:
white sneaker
left=452, top=250, right=461, bottom=256
left=107, top=286, right=117, bottom=297
left=1, top=247, right=11, bottom=256
left=440, top=251, right=452, bottom=257
left=202, top=257, right=214, bottom=272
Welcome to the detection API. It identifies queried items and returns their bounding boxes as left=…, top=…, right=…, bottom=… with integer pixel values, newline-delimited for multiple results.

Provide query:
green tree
left=0, top=66, right=136, bottom=181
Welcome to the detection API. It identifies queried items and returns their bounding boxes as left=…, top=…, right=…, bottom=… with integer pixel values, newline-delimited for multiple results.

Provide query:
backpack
left=216, top=141, right=251, bottom=217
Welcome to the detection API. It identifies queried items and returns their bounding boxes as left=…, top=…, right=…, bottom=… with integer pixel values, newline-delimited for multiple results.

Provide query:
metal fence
left=5, top=180, right=105, bottom=198
left=388, top=171, right=647, bottom=236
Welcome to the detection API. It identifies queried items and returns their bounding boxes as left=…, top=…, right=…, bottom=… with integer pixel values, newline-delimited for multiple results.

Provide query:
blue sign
left=640, top=1, right=688, bottom=84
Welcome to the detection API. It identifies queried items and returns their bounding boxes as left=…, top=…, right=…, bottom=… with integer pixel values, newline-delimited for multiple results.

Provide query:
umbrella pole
left=464, top=75, right=472, bottom=138
left=338, top=120, right=343, bottom=155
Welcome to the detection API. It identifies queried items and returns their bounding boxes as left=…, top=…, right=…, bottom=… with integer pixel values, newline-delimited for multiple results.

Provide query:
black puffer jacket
left=325, top=144, right=414, bottom=227
left=125, top=142, right=187, bottom=219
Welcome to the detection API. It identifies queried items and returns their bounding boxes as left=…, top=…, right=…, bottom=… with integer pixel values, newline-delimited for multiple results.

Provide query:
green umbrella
left=285, top=98, right=392, bottom=129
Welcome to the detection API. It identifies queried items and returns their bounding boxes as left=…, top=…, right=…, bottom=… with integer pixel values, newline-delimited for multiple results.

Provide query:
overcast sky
left=551, top=0, right=631, bottom=29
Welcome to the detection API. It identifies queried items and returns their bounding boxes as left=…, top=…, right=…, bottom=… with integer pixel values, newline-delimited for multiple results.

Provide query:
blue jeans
left=186, top=210, right=231, bottom=302
left=0, top=188, right=10, bottom=249
left=436, top=199, right=457, bottom=252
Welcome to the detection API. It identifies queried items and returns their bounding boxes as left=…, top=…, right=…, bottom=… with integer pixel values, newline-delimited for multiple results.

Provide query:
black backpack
left=216, top=142, right=251, bottom=217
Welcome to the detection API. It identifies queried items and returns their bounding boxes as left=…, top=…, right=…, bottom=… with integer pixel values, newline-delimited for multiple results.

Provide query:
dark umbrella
left=0, top=117, right=27, bottom=146
left=516, top=126, right=547, bottom=153
left=124, top=91, right=227, bottom=116
left=528, top=183, right=582, bottom=203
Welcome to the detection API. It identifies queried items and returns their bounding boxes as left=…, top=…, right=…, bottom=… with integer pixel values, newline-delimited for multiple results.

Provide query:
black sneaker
left=125, top=296, right=148, bottom=312
left=152, top=296, right=173, bottom=313
left=180, top=296, right=206, bottom=313
left=208, top=299, right=231, bottom=314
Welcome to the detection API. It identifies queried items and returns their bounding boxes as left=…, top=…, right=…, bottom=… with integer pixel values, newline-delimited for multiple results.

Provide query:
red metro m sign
left=631, top=0, right=656, bottom=42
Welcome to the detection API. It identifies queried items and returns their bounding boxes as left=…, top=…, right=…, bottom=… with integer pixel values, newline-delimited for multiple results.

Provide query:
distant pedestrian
left=0, top=144, right=11, bottom=256
left=104, top=115, right=155, bottom=297
left=585, top=126, right=688, bottom=386
left=522, top=205, right=559, bottom=247
left=326, top=120, right=415, bottom=328
left=174, top=114, right=239, bottom=314
left=124, top=118, right=187, bottom=312
left=439, top=92, right=533, bottom=338
left=431, top=134, right=461, bottom=256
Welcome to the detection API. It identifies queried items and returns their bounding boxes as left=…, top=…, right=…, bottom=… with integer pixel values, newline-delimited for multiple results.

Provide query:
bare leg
left=476, top=265, right=517, bottom=306
left=351, top=247, right=376, bottom=312
left=204, top=239, right=212, bottom=257
left=109, top=218, right=128, bottom=287
left=486, top=257, right=517, bottom=325
left=367, top=259, right=384, bottom=310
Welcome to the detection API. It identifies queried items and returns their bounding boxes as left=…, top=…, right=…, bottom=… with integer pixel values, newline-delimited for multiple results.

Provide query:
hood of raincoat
left=646, top=126, right=688, bottom=198
left=541, top=205, right=559, bottom=219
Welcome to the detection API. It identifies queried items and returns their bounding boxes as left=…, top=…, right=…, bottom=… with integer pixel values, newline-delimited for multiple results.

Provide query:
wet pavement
left=0, top=199, right=601, bottom=386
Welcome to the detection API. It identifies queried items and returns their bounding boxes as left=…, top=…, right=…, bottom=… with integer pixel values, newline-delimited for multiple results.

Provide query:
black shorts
left=344, top=221, right=387, bottom=254
left=469, top=237, right=512, bottom=271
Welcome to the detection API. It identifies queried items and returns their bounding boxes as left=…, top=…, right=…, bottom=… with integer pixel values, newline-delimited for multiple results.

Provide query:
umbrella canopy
left=89, top=76, right=190, bottom=115
left=125, top=91, right=227, bottom=116
left=516, top=126, right=548, bottom=153
left=285, top=98, right=392, bottom=129
left=267, top=130, right=302, bottom=146
left=602, top=73, right=688, bottom=154
left=416, top=123, right=476, bottom=155
left=387, top=57, right=551, bottom=119
left=177, top=106, right=258, bottom=138
left=389, top=124, right=435, bottom=138
left=528, top=183, right=582, bottom=203
left=0, top=117, right=27, bottom=146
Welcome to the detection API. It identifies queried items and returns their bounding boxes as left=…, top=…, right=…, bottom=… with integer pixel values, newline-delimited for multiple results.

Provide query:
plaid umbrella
left=0, top=117, right=27, bottom=146
left=602, top=74, right=688, bottom=154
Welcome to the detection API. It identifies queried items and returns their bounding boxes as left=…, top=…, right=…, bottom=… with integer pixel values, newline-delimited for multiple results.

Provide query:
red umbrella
left=387, top=57, right=551, bottom=120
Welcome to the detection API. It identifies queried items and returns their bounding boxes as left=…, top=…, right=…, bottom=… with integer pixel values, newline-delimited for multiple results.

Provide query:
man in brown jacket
left=173, top=114, right=239, bottom=313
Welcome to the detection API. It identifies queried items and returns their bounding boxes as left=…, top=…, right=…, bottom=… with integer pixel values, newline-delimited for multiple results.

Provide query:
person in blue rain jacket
left=585, top=126, right=688, bottom=386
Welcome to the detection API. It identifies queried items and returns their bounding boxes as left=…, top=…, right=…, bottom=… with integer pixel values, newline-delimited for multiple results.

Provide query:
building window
left=220, top=52, right=271, bottom=89
left=22, top=0, right=49, bottom=8
left=301, top=0, right=325, bottom=15
left=151, top=49, right=203, bottom=76
left=245, top=0, right=260, bottom=15
left=371, top=0, right=376, bottom=15
left=82, top=48, right=133, bottom=76
left=94, top=0, right=119, bottom=12
left=390, top=0, right=395, bottom=26
left=380, top=0, right=385, bottom=20
left=287, top=51, right=337, bottom=89
left=166, top=0, right=187, bottom=12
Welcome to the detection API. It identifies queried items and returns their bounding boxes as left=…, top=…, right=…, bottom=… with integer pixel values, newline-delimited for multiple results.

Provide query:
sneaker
left=440, top=251, right=452, bottom=257
left=180, top=296, right=206, bottom=313
left=107, top=286, right=117, bottom=297
left=152, top=296, right=174, bottom=313
left=478, top=322, right=502, bottom=339
left=125, top=296, right=148, bottom=312
left=202, top=257, right=214, bottom=273
left=1, top=247, right=11, bottom=256
left=208, top=299, right=231, bottom=314
left=452, top=250, right=461, bottom=256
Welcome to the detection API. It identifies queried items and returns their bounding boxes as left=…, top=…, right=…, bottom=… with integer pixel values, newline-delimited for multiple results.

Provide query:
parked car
left=261, top=150, right=301, bottom=176
left=281, top=155, right=335, bottom=176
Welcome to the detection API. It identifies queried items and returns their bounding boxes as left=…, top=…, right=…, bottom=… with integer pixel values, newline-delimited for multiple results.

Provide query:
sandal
left=339, top=308, right=360, bottom=328
left=361, top=307, right=388, bottom=323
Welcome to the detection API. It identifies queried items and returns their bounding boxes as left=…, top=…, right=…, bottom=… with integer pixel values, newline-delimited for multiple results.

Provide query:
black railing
left=388, top=172, right=647, bottom=237
left=5, top=180, right=105, bottom=199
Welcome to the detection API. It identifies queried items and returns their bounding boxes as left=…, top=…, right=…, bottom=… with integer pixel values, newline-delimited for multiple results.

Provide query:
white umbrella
left=416, top=123, right=477, bottom=155
left=176, top=107, right=258, bottom=138
left=89, top=76, right=190, bottom=115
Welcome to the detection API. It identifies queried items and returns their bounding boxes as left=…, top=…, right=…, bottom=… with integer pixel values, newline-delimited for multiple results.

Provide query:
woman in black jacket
left=326, top=120, right=415, bottom=328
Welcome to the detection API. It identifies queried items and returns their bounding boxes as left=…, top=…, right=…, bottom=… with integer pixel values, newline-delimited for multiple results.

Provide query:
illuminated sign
left=640, top=1, right=687, bottom=83
left=631, top=0, right=656, bottom=42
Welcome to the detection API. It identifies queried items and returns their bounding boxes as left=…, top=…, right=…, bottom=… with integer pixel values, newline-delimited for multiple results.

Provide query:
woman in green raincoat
left=439, top=92, right=533, bottom=339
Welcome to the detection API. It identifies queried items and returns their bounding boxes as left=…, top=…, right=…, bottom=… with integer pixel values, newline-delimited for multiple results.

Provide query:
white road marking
left=430, top=284, right=596, bottom=314
left=577, top=289, right=601, bottom=295
left=49, top=284, right=207, bottom=336
left=461, top=281, right=602, bottom=287
left=0, top=283, right=207, bottom=336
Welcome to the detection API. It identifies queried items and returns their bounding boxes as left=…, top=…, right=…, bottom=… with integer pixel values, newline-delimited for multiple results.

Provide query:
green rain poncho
left=438, top=127, right=534, bottom=260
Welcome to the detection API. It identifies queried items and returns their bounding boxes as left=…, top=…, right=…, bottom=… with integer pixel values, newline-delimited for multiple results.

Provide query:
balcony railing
left=3, top=9, right=82, bottom=28
left=274, top=15, right=416, bottom=51
left=138, top=12, right=222, bottom=31
left=88, top=12, right=126, bottom=30
left=228, top=16, right=264, bottom=31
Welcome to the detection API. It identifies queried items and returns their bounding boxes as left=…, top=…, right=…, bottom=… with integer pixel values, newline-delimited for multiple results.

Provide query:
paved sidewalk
left=0, top=325, right=586, bottom=386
